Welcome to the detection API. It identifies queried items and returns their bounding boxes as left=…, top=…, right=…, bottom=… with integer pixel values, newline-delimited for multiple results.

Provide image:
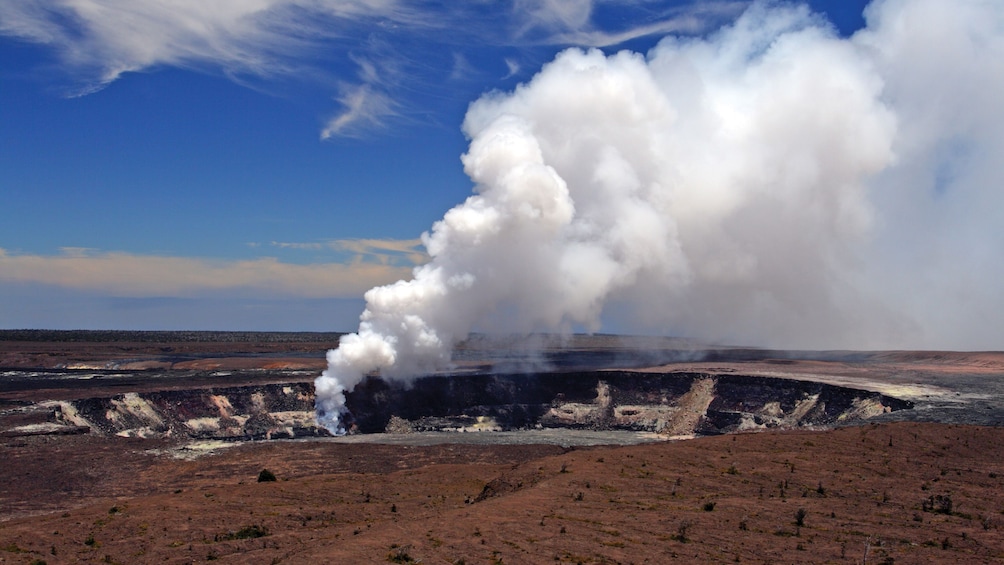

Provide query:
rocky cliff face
left=346, top=371, right=912, bottom=436
left=53, top=382, right=324, bottom=440
left=47, top=371, right=911, bottom=440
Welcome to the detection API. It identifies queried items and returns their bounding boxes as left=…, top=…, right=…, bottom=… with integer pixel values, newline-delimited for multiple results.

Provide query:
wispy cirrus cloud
left=0, top=246, right=417, bottom=298
left=0, top=0, right=424, bottom=88
left=511, top=0, right=747, bottom=46
left=320, top=83, right=399, bottom=139
left=0, top=0, right=741, bottom=135
left=0, top=0, right=428, bottom=129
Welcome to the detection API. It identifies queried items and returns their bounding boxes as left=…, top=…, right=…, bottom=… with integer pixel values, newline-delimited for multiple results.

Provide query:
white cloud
left=512, top=0, right=746, bottom=46
left=514, top=0, right=595, bottom=35
left=503, top=58, right=521, bottom=79
left=0, top=0, right=741, bottom=134
left=321, top=83, right=398, bottom=138
left=0, top=0, right=415, bottom=86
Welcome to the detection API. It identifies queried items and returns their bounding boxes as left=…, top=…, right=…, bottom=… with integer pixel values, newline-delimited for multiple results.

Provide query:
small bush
left=794, top=508, right=807, bottom=527
left=219, top=524, right=269, bottom=541
left=922, top=494, right=953, bottom=515
left=703, top=501, right=716, bottom=512
left=673, top=520, right=692, bottom=543
left=257, top=469, right=277, bottom=483
left=387, top=546, right=415, bottom=563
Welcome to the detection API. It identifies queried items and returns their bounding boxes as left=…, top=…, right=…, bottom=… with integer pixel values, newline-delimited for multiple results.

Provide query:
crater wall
left=49, top=371, right=912, bottom=440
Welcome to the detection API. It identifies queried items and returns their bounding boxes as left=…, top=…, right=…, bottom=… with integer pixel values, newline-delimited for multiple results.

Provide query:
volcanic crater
left=1, top=331, right=1002, bottom=564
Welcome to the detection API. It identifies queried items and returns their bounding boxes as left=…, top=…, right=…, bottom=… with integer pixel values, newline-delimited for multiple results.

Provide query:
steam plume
left=316, top=0, right=1004, bottom=433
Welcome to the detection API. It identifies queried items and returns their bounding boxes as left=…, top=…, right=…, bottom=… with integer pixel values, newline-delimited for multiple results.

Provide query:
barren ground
left=0, top=332, right=1002, bottom=564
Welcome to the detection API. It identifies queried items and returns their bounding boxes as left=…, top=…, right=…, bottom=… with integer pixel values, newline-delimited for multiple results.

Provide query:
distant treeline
left=0, top=330, right=345, bottom=343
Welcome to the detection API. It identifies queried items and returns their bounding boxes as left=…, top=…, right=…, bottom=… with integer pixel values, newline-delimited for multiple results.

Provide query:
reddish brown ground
left=1, top=422, right=1002, bottom=564
left=1, top=335, right=1002, bottom=563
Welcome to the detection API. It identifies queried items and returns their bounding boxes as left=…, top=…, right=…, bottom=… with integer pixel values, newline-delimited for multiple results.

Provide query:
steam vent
left=51, top=371, right=911, bottom=440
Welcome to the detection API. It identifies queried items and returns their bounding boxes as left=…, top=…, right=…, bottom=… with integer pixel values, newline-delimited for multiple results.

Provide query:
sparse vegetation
left=673, top=520, right=692, bottom=543
left=218, top=524, right=268, bottom=541
left=922, top=494, right=953, bottom=515
left=1, top=332, right=1001, bottom=565
left=387, top=545, right=415, bottom=563
left=795, top=508, right=807, bottom=527
left=2, top=544, right=25, bottom=553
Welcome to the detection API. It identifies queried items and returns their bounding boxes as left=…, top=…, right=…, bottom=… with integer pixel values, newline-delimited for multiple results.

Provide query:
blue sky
left=0, top=1, right=883, bottom=332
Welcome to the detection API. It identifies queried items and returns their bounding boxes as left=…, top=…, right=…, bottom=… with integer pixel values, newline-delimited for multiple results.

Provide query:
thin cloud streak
left=0, top=247, right=415, bottom=299
left=0, top=0, right=419, bottom=87
left=517, top=1, right=748, bottom=47
left=321, top=83, right=398, bottom=138
left=0, top=0, right=741, bottom=136
left=268, top=238, right=428, bottom=265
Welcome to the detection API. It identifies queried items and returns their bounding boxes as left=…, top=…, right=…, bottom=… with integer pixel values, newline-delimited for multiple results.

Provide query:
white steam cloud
left=315, top=0, right=1004, bottom=433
